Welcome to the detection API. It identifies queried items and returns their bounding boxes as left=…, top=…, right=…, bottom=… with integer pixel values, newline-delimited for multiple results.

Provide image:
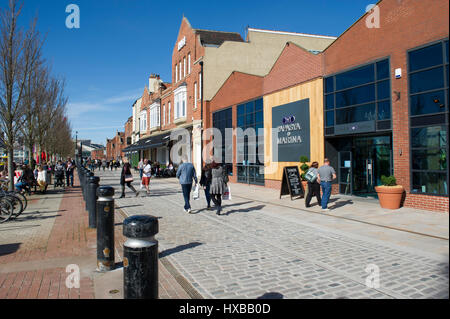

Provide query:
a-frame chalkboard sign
left=280, top=166, right=304, bottom=200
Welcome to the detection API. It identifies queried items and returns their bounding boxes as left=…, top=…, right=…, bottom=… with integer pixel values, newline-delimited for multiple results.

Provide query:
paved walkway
left=0, top=174, right=194, bottom=299
left=96, top=169, right=449, bottom=299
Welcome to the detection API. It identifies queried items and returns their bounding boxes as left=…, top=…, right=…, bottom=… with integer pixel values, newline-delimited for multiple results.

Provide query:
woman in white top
left=37, top=165, right=48, bottom=193
left=142, top=159, right=152, bottom=195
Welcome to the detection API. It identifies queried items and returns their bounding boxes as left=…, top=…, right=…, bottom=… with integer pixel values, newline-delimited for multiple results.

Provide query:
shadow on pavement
left=257, top=292, right=284, bottom=299
left=159, top=242, right=203, bottom=258
left=224, top=205, right=265, bottom=216
left=330, top=199, right=354, bottom=209
left=0, top=243, right=21, bottom=257
left=11, top=214, right=62, bottom=223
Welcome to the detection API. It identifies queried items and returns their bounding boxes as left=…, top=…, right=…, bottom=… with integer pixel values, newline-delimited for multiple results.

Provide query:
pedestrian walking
left=317, top=158, right=336, bottom=211
left=210, top=162, right=228, bottom=215
left=66, top=158, right=74, bottom=187
left=119, top=162, right=140, bottom=198
left=176, top=156, right=198, bottom=214
left=142, top=159, right=152, bottom=195
left=200, top=163, right=213, bottom=210
left=138, top=159, right=144, bottom=180
left=102, top=159, right=106, bottom=171
left=305, top=161, right=321, bottom=208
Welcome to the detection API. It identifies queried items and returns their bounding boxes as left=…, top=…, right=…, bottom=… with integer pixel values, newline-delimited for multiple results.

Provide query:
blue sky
left=10, top=0, right=374, bottom=145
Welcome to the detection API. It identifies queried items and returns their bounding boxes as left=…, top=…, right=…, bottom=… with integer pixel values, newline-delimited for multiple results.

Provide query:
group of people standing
left=0, top=158, right=75, bottom=194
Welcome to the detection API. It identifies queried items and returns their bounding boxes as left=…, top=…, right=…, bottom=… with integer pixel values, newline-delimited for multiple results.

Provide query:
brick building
left=91, top=148, right=106, bottom=160
left=206, top=0, right=448, bottom=212
left=106, top=131, right=125, bottom=161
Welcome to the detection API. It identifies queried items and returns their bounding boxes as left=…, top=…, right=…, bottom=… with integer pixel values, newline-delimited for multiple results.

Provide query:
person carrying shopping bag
left=305, top=161, right=321, bottom=208
left=200, top=163, right=213, bottom=210
left=119, top=162, right=140, bottom=198
left=210, top=161, right=228, bottom=215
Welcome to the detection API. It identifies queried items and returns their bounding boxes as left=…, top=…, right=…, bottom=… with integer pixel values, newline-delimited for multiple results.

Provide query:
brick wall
left=323, top=0, right=449, bottom=212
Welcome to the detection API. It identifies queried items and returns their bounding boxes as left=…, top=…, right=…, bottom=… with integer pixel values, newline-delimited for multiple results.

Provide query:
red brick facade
left=90, top=149, right=105, bottom=160
left=323, top=0, right=449, bottom=212
left=106, top=132, right=125, bottom=161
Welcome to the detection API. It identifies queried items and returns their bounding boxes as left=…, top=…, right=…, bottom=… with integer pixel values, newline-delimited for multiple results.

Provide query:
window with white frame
left=150, top=103, right=160, bottom=129
left=188, top=53, right=191, bottom=74
left=174, top=86, right=187, bottom=120
left=175, top=64, right=178, bottom=83
left=168, top=101, right=171, bottom=124
left=179, top=62, right=182, bottom=80
left=194, top=82, right=197, bottom=108
left=163, top=104, right=166, bottom=126
left=140, top=110, right=147, bottom=132
left=183, top=57, right=186, bottom=78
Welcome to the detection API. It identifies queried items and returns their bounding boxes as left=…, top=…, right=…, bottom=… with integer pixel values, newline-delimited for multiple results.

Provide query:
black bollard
left=87, top=176, right=100, bottom=228
left=96, top=186, right=115, bottom=271
left=123, top=215, right=159, bottom=299
left=85, top=172, right=94, bottom=210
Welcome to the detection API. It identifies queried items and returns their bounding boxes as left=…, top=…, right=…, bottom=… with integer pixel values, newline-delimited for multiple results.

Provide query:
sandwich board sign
left=280, top=166, right=304, bottom=200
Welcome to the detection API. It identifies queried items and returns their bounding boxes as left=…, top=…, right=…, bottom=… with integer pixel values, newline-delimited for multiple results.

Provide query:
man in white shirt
left=142, top=159, right=152, bottom=195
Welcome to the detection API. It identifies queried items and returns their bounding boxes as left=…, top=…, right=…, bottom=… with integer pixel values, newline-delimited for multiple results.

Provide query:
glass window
left=325, top=94, right=334, bottom=109
left=246, top=102, right=255, bottom=114
left=412, top=172, right=447, bottom=195
left=326, top=111, right=334, bottom=127
left=446, top=40, right=449, bottom=63
left=411, top=126, right=446, bottom=149
left=412, top=148, right=447, bottom=171
left=255, top=98, right=263, bottom=111
left=377, top=80, right=390, bottom=100
left=237, top=105, right=245, bottom=116
left=410, top=90, right=446, bottom=115
left=410, top=67, right=444, bottom=94
left=325, top=77, right=334, bottom=93
left=377, top=60, right=390, bottom=80
left=409, top=42, right=443, bottom=72
left=336, top=103, right=376, bottom=124
left=335, top=84, right=375, bottom=108
left=377, top=101, right=391, bottom=120
left=335, top=64, right=374, bottom=91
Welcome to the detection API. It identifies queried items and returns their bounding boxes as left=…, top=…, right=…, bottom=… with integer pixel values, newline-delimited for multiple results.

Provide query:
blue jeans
left=204, top=184, right=211, bottom=207
left=66, top=171, right=74, bottom=186
left=320, top=181, right=332, bottom=209
left=15, top=181, right=28, bottom=192
left=181, top=183, right=193, bottom=210
left=139, top=169, right=143, bottom=179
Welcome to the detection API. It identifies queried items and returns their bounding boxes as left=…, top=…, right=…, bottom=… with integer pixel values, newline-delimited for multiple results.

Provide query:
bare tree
left=0, top=0, right=42, bottom=190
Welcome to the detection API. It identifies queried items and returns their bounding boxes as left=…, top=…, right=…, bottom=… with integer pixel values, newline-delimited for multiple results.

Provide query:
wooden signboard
left=280, top=166, right=304, bottom=200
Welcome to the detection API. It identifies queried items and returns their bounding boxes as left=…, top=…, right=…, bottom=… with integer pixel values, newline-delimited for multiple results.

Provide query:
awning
left=123, top=132, right=172, bottom=153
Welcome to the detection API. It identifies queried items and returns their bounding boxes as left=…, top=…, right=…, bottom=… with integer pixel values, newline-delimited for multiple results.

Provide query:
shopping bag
left=193, top=184, right=200, bottom=200
left=223, top=185, right=232, bottom=201
left=124, top=174, right=133, bottom=183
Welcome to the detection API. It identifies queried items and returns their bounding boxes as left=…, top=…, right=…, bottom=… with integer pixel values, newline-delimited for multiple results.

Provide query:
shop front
left=324, top=58, right=393, bottom=198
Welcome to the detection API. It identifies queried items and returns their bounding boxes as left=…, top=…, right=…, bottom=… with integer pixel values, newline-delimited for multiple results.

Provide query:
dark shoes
left=119, top=194, right=125, bottom=198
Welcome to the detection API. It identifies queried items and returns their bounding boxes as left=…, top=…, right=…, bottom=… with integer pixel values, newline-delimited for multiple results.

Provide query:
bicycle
left=0, top=196, right=14, bottom=223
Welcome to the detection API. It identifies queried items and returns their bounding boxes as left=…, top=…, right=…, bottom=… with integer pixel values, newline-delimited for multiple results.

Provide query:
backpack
left=305, top=168, right=318, bottom=183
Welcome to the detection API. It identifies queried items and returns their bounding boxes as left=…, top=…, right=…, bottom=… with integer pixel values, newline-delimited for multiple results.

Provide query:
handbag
left=124, top=174, right=133, bottom=183
left=305, top=169, right=317, bottom=183
left=223, top=184, right=232, bottom=201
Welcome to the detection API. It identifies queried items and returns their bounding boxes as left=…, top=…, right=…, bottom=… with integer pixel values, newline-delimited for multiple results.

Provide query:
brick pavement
left=97, top=169, right=449, bottom=299
left=0, top=173, right=195, bottom=299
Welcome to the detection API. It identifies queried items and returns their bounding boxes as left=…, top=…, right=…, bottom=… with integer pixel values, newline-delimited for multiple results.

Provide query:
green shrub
left=381, top=175, right=397, bottom=186
left=299, top=156, right=309, bottom=181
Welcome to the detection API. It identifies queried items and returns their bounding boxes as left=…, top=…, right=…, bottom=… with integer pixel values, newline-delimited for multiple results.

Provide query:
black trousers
left=305, top=182, right=321, bottom=207
left=211, top=194, right=222, bottom=207
left=121, top=182, right=137, bottom=195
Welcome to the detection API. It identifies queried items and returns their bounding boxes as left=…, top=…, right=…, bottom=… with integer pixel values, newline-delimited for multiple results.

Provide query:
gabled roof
left=194, top=29, right=244, bottom=46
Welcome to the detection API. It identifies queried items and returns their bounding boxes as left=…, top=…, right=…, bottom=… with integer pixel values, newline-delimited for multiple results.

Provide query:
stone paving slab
left=96, top=170, right=449, bottom=299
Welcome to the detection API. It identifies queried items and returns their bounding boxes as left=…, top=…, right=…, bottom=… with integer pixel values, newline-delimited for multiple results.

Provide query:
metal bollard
left=87, top=176, right=100, bottom=228
left=85, top=171, right=94, bottom=209
left=96, top=186, right=115, bottom=271
left=123, top=215, right=159, bottom=299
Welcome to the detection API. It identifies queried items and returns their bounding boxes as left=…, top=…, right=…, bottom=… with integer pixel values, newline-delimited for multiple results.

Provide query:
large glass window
left=236, top=98, right=264, bottom=185
left=212, top=108, right=233, bottom=175
left=324, top=58, right=391, bottom=132
left=409, top=39, right=449, bottom=196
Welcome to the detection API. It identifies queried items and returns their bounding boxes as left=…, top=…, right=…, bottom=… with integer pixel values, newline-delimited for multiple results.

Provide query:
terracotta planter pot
left=375, top=185, right=404, bottom=210
left=301, top=181, right=308, bottom=197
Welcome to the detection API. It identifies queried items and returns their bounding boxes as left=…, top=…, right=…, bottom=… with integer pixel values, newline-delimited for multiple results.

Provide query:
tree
left=0, top=0, right=42, bottom=190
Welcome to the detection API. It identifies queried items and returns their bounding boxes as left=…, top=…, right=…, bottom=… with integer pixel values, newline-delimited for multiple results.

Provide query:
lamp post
left=75, top=131, right=78, bottom=158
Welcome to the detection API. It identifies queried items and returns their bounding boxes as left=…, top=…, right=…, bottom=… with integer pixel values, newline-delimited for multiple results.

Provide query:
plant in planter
left=299, top=156, right=309, bottom=197
left=375, top=175, right=404, bottom=210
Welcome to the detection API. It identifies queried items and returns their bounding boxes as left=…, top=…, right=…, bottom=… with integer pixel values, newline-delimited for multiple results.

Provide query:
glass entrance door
left=352, top=136, right=392, bottom=197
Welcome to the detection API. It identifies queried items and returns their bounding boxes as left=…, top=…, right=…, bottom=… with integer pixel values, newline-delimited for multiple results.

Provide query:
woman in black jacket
left=200, top=163, right=213, bottom=210
left=120, top=162, right=140, bottom=198
left=210, top=162, right=229, bottom=215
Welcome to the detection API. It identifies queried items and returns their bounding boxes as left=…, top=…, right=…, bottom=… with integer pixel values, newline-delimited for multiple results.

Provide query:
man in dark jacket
left=176, top=156, right=198, bottom=214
